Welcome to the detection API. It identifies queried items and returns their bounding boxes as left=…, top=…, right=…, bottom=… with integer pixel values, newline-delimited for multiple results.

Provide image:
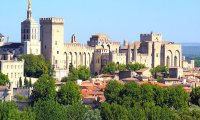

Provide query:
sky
left=0, top=0, right=200, bottom=44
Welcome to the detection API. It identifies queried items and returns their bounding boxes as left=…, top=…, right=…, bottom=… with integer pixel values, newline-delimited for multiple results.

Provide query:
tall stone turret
left=127, top=43, right=132, bottom=64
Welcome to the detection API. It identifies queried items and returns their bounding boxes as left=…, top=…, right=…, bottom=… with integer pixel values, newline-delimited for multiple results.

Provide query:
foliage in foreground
left=103, top=62, right=146, bottom=74
left=105, top=81, right=189, bottom=109
left=101, top=81, right=200, bottom=120
left=67, top=66, right=91, bottom=81
left=18, top=54, right=53, bottom=78
left=0, top=72, right=9, bottom=85
left=57, top=81, right=81, bottom=105
left=30, top=74, right=56, bottom=103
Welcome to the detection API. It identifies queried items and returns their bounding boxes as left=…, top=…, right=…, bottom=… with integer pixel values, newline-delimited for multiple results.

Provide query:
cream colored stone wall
left=64, top=43, right=94, bottom=69
left=24, top=40, right=41, bottom=55
left=123, top=33, right=182, bottom=68
left=40, top=18, right=65, bottom=69
left=164, top=44, right=182, bottom=67
left=182, top=60, right=195, bottom=70
left=111, top=53, right=126, bottom=65
left=0, top=60, right=24, bottom=88
left=135, top=53, right=152, bottom=67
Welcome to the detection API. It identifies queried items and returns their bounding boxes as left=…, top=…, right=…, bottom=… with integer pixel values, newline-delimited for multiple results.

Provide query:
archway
left=166, top=56, right=170, bottom=67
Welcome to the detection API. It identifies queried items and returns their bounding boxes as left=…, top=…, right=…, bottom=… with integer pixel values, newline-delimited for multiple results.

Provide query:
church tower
left=21, top=0, right=41, bottom=55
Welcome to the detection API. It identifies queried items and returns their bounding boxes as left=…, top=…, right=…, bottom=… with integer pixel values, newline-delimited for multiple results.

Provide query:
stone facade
left=39, top=23, right=183, bottom=80
left=121, top=32, right=182, bottom=68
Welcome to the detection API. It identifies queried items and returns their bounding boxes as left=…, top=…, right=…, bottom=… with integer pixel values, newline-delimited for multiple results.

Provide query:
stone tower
left=21, top=0, right=41, bottom=55
left=40, top=18, right=65, bottom=69
left=127, top=43, right=132, bottom=64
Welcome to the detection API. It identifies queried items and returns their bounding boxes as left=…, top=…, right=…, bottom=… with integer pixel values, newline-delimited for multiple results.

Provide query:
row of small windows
left=7, top=65, right=23, bottom=69
left=23, top=34, right=37, bottom=40
left=8, top=72, right=23, bottom=79
left=22, top=29, right=37, bottom=34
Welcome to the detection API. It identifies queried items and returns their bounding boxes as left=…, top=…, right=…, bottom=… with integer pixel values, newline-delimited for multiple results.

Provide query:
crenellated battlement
left=40, top=17, right=64, bottom=24
left=140, top=33, right=162, bottom=36
left=140, top=32, right=162, bottom=42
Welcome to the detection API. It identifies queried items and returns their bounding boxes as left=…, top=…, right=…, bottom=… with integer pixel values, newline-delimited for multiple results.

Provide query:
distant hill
left=180, top=43, right=200, bottom=56
left=180, top=43, right=200, bottom=47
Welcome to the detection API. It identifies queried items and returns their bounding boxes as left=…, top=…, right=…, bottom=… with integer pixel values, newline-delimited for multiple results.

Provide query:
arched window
left=174, top=56, right=177, bottom=67
left=166, top=56, right=170, bottom=67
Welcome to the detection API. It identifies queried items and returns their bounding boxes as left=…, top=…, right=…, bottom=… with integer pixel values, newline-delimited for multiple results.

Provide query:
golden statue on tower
left=28, top=0, right=31, bottom=10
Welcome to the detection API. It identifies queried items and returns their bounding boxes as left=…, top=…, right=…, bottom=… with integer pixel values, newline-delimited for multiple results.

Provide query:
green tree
left=140, top=83, right=155, bottom=107
left=166, top=86, right=189, bottom=109
left=61, top=76, right=68, bottom=82
left=78, top=66, right=91, bottom=80
left=33, top=100, right=67, bottom=120
left=66, top=104, right=88, bottom=120
left=150, top=65, right=168, bottom=79
left=30, top=74, right=56, bottom=103
left=118, top=64, right=127, bottom=71
left=84, top=109, right=102, bottom=120
left=0, top=72, right=9, bottom=85
left=100, top=102, right=129, bottom=120
left=105, top=80, right=124, bottom=104
left=103, top=62, right=117, bottom=74
left=29, top=77, right=32, bottom=88
left=0, top=101, right=21, bottom=120
left=67, top=67, right=79, bottom=81
left=18, top=54, right=52, bottom=78
left=57, top=81, right=81, bottom=105
left=20, top=108, right=36, bottom=120
left=190, top=86, right=200, bottom=106
left=24, top=76, right=28, bottom=87
left=119, top=82, right=142, bottom=107
left=19, top=77, right=22, bottom=88
left=126, top=62, right=146, bottom=71
left=152, top=85, right=165, bottom=107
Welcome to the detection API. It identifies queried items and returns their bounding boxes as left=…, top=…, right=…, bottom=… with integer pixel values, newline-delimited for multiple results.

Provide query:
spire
left=27, top=0, right=32, bottom=19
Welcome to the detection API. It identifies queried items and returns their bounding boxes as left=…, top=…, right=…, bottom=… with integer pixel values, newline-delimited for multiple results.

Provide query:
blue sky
left=0, top=0, right=200, bottom=44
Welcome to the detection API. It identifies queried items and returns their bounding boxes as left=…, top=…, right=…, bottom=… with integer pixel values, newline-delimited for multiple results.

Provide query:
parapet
left=64, top=43, right=95, bottom=51
left=40, top=17, right=64, bottom=24
left=140, top=32, right=162, bottom=42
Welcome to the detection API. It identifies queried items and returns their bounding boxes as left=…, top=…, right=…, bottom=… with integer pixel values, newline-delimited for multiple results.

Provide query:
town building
left=120, top=32, right=182, bottom=68
left=0, top=52, right=24, bottom=88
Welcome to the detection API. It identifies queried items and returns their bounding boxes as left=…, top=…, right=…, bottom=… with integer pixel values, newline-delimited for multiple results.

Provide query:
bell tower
left=21, top=0, right=41, bottom=55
